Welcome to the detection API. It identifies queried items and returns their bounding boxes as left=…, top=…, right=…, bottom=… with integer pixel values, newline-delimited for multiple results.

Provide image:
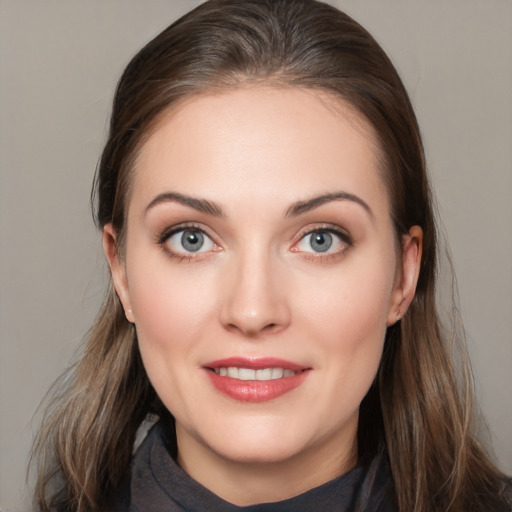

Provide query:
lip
left=203, top=357, right=311, bottom=403
left=204, top=357, right=307, bottom=372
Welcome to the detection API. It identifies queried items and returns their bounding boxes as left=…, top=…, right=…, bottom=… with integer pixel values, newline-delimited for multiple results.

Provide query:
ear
left=103, top=224, right=135, bottom=323
left=386, top=225, right=423, bottom=326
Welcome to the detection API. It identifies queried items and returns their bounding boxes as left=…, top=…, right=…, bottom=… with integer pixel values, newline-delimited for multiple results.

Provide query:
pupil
left=181, top=230, right=204, bottom=252
left=315, top=234, right=325, bottom=244
left=311, top=231, right=332, bottom=253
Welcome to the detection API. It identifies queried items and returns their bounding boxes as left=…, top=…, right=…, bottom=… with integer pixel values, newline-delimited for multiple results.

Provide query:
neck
left=175, top=422, right=358, bottom=506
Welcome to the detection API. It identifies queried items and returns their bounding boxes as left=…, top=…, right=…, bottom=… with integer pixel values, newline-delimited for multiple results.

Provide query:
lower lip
left=205, top=370, right=310, bottom=403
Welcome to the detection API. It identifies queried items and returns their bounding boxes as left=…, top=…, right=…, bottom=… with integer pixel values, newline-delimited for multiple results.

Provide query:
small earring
left=395, top=310, right=402, bottom=322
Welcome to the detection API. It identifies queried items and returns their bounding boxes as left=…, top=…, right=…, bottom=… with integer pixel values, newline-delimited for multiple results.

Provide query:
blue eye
left=296, top=229, right=348, bottom=254
left=181, top=230, right=204, bottom=252
left=165, top=229, right=215, bottom=254
left=309, top=231, right=333, bottom=252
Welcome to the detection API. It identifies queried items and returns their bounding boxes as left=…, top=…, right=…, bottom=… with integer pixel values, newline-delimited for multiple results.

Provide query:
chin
left=197, top=417, right=320, bottom=465
left=214, top=439, right=305, bottom=465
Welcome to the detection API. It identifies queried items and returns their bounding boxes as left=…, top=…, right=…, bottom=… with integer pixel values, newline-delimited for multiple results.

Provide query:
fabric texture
left=115, top=421, right=394, bottom=512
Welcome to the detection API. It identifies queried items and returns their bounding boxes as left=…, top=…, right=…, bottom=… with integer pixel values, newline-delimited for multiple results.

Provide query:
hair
left=31, top=1, right=510, bottom=511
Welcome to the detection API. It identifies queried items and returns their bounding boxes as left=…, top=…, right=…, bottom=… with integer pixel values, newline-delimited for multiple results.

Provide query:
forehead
left=130, top=87, right=388, bottom=217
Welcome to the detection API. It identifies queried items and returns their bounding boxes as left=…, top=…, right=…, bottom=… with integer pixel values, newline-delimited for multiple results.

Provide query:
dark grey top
left=115, top=421, right=393, bottom=512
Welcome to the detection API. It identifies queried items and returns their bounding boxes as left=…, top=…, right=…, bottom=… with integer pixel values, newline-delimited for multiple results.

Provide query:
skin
left=104, top=87, right=422, bottom=505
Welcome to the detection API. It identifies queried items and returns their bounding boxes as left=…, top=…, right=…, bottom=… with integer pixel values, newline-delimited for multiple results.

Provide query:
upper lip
left=203, top=357, right=309, bottom=372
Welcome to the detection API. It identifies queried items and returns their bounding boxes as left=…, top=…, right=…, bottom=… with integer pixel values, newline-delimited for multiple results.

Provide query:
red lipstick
left=203, top=357, right=310, bottom=403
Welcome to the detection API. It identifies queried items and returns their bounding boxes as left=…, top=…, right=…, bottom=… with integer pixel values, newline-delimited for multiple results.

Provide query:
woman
left=32, top=1, right=511, bottom=511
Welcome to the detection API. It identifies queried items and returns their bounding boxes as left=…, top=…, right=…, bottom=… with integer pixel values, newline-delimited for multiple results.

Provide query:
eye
left=295, top=228, right=350, bottom=255
left=164, top=228, right=216, bottom=254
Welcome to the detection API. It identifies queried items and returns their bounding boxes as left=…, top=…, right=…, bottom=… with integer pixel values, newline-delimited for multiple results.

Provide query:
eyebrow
left=144, top=190, right=372, bottom=219
left=285, top=192, right=373, bottom=218
left=145, top=192, right=225, bottom=217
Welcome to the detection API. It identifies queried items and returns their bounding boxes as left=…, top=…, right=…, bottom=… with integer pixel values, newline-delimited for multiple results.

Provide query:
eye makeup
left=154, top=219, right=353, bottom=264
left=290, top=223, right=353, bottom=263
left=156, top=222, right=221, bottom=262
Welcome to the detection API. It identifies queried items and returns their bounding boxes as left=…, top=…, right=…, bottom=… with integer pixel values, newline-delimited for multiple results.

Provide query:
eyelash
left=292, top=224, right=353, bottom=262
left=157, top=223, right=217, bottom=261
left=156, top=223, right=352, bottom=262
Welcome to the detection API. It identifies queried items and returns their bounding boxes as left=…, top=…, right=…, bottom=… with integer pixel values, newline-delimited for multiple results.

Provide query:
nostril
left=261, top=322, right=282, bottom=334
left=224, top=321, right=280, bottom=337
left=219, top=287, right=291, bottom=336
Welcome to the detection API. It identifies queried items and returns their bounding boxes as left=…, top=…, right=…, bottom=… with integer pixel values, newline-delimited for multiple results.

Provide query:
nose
left=219, top=249, right=291, bottom=337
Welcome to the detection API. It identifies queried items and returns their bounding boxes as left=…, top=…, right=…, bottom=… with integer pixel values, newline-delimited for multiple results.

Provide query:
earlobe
left=387, top=225, right=423, bottom=326
left=103, top=224, right=135, bottom=323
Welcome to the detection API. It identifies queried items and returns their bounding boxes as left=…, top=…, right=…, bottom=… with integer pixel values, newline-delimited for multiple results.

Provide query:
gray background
left=1, top=1, right=511, bottom=510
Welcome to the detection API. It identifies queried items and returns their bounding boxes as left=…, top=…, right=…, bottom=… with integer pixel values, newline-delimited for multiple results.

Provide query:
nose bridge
left=220, top=239, right=290, bottom=336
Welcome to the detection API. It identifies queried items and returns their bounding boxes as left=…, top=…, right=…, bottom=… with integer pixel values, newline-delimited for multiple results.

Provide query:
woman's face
left=106, top=87, right=421, bottom=498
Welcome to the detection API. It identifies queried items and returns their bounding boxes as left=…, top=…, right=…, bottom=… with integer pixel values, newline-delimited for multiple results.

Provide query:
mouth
left=203, top=358, right=311, bottom=402
left=211, top=367, right=299, bottom=380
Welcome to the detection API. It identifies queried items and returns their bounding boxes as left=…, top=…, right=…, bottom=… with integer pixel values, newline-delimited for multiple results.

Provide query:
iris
left=181, top=230, right=204, bottom=252
left=309, top=231, right=333, bottom=253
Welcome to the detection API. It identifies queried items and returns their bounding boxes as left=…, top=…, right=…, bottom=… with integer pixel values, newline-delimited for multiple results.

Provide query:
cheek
left=127, top=258, right=217, bottom=357
left=126, top=260, right=220, bottom=416
left=294, top=253, right=394, bottom=400
left=298, top=259, right=394, bottom=345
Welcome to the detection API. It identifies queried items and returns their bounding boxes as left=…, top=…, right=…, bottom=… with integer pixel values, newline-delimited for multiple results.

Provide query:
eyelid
left=291, top=224, right=352, bottom=257
left=293, top=223, right=352, bottom=244
left=157, top=223, right=221, bottom=258
left=159, top=222, right=199, bottom=243
left=156, top=222, right=352, bottom=261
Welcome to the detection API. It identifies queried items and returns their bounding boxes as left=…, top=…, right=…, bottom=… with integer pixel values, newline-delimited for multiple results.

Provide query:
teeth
left=238, top=368, right=256, bottom=380
left=227, top=367, right=238, bottom=378
left=271, top=368, right=284, bottom=379
left=256, top=368, right=272, bottom=380
left=213, top=367, right=297, bottom=381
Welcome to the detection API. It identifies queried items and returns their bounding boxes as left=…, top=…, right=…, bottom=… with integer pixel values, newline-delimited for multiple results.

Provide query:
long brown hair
left=32, top=1, right=510, bottom=510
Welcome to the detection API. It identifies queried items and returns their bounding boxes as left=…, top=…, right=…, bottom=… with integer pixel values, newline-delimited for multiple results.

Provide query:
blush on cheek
left=301, top=272, right=391, bottom=339
left=129, top=267, right=219, bottom=387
